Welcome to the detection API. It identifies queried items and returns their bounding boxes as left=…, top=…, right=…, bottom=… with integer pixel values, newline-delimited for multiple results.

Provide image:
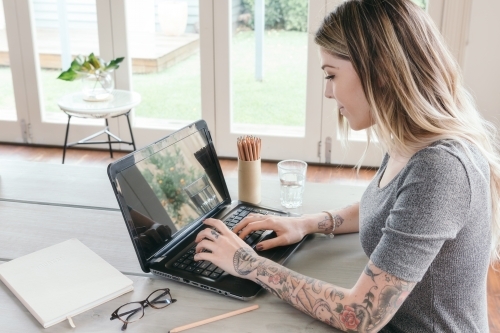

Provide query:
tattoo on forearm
left=364, top=265, right=382, bottom=283
left=232, top=250, right=415, bottom=332
left=318, top=214, right=344, bottom=234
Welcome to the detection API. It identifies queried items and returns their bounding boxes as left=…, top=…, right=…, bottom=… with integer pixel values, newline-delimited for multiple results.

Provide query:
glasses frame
left=110, top=288, right=176, bottom=331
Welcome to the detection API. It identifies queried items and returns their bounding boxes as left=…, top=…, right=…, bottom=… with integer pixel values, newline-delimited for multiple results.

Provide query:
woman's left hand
left=194, top=218, right=260, bottom=279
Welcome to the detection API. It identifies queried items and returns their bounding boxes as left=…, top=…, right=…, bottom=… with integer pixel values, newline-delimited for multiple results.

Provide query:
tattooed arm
left=235, top=251, right=414, bottom=332
left=195, top=218, right=415, bottom=333
left=232, top=202, right=360, bottom=251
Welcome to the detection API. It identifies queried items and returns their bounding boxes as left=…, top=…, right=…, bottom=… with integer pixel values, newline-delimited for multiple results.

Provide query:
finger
left=238, top=220, right=271, bottom=239
left=194, top=251, right=213, bottom=262
left=255, top=236, right=288, bottom=251
left=233, top=213, right=266, bottom=233
left=194, top=228, right=219, bottom=243
left=203, top=218, right=229, bottom=234
left=195, top=239, right=216, bottom=254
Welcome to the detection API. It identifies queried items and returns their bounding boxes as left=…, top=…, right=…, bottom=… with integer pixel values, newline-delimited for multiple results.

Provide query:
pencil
left=237, top=135, right=262, bottom=161
left=237, top=140, right=244, bottom=160
left=168, top=304, right=259, bottom=333
left=243, top=138, right=251, bottom=161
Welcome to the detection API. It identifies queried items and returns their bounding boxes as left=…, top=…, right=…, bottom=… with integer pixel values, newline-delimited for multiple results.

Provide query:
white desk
left=0, top=161, right=369, bottom=332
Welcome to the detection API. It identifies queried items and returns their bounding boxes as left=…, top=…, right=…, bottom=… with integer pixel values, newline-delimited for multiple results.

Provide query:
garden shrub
left=240, top=0, right=308, bottom=32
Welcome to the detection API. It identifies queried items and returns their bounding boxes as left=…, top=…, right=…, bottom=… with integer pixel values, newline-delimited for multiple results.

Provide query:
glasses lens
left=116, top=302, right=144, bottom=323
left=147, top=289, right=173, bottom=309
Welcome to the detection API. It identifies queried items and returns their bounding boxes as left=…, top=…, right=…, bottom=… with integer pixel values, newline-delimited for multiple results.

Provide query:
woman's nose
left=324, top=82, right=335, bottom=99
left=324, top=88, right=334, bottom=99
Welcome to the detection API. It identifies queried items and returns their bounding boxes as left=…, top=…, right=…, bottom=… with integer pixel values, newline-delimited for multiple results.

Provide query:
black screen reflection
left=115, top=131, right=224, bottom=257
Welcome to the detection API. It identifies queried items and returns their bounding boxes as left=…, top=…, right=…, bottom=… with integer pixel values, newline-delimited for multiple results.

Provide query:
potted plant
left=58, top=53, right=124, bottom=101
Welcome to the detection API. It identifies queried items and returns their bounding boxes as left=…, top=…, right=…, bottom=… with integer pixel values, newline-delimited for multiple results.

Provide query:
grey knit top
left=359, top=140, right=491, bottom=332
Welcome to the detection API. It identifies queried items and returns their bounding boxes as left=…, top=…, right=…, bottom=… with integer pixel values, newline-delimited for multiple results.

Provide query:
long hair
left=314, top=0, right=500, bottom=262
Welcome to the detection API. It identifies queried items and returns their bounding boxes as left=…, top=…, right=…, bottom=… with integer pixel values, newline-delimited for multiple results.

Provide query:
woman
left=194, top=0, right=500, bottom=331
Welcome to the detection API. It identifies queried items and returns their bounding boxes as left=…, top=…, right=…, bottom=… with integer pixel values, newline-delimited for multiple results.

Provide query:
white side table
left=57, top=90, right=141, bottom=163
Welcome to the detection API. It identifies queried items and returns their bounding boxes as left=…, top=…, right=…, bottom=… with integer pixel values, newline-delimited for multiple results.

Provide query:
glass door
left=213, top=0, right=324, bottom=162
left=112, top=0, right=214, bottom=150
left=0, top=0, right=114, bottom=148
left=126, top=0, right=202, bottom=130
left=0, top=0, right=29, bottom=142
left=34, top=0, right=100, bottom=123
left=0, top=1, right=16, bottom=122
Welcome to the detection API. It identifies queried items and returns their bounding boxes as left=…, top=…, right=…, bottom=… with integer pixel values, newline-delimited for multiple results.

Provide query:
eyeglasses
left=110, top=288, right=176, bottom=331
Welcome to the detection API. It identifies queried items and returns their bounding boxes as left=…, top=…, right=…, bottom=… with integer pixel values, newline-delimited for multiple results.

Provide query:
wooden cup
left=238, top=159, right=261, bottom=204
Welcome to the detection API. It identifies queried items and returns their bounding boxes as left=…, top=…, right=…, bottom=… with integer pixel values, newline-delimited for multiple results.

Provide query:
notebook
left=107, top=119, right=306, bottom=300
left=0, top=239, right=133, bottom=328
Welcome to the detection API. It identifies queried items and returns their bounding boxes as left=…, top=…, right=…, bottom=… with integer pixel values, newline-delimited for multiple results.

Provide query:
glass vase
left=81, top=71, right=114, bottom=101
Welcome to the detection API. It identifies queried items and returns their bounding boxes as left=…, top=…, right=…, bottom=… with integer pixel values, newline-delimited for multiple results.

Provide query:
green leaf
left=104, top=57, right=124, bottom=71
left=69, top=58, right=82, bottom=72
left=57, top=69, right=79, bottom=81
left=58, top=53, right=123, bottom=81
left=75, top=55, right=86, bottom=65
left=88, top=53, right=101, bottom=70
left=335, top=303, right=343, bottom=313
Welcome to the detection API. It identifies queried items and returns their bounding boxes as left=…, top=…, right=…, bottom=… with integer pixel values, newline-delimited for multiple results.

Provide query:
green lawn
left=0, top=30, right=308, bottom=127
left=231, top=30, right=307, bottom=126
left=132, top=29, right=308, bottom=126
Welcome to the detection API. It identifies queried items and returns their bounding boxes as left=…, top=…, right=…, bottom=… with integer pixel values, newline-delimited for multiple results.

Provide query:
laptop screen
left=112, top=123, right=228, bottom=259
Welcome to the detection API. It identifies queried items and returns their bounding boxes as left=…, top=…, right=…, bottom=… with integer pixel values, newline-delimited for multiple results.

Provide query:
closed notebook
left=0, top=238, right=133, bottom=328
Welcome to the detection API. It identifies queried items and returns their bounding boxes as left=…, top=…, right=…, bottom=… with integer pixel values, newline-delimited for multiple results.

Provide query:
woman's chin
left=349, top=124, right=368, bottom=131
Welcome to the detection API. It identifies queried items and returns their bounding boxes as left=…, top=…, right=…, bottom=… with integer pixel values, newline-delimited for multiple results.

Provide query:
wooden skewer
left=168, top=305, right=259, bottom=333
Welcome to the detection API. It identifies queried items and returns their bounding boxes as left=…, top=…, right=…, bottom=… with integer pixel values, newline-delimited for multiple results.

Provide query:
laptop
left=107, top=119, right=306, bottom=300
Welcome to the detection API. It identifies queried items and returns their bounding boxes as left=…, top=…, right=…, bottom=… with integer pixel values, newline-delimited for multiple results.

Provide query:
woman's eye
left=325, top=75, right=335, bottom=81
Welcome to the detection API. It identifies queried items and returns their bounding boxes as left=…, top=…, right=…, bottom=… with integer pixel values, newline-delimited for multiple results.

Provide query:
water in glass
left=280, top=172, right=305, bottom=208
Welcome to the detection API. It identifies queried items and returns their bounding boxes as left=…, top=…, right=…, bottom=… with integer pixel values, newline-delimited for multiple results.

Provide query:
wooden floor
left=0, top=144, right=499, bottom=332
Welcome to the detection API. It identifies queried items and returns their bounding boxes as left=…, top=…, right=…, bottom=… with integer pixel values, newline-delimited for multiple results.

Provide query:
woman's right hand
left=232, top=213, right=309, bottom=251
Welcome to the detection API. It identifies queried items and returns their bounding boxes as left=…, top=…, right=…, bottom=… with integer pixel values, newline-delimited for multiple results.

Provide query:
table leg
left=125, top=112, right=136, bottom=151
left=105, top=118, right=113, bottom=158
left=62, top=115, right=71, bottom=164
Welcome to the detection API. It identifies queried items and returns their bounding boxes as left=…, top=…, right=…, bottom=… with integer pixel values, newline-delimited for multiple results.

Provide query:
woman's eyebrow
left=321, top=65, right=338, bottom=70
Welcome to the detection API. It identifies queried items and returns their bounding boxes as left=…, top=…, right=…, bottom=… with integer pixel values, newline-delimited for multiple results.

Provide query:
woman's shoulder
left=405, top=139, right=489, bottom=183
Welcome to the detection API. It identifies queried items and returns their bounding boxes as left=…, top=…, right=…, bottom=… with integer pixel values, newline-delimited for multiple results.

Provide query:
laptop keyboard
left=172, top=206, right=284, bottom=279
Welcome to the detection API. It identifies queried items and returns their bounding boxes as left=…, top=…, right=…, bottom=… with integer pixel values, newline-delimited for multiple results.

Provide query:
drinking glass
left=277, top=160, right=307, bottom=208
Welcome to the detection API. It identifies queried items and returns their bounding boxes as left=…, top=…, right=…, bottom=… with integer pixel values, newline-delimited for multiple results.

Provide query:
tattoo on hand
left=211, top=229, right=219, bottom=239
left=233, top=248, right=263, bottom=275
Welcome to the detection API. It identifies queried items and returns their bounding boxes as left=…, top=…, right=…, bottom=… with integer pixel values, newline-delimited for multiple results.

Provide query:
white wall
left=463, top=1, right=500, bottom=129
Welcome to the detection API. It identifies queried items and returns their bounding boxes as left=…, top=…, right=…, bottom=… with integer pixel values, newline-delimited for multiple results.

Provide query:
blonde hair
left=315, top=0, right=500, bottom=262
